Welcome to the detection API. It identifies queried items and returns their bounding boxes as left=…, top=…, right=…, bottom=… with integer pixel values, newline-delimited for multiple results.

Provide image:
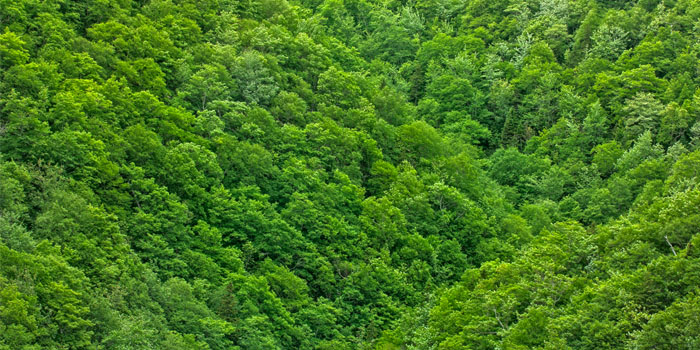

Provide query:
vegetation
left=1, top=0, right=699, bottom=349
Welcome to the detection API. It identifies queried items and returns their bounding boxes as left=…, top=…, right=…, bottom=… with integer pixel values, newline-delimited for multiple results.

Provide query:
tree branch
left=493, top=308, right=506, bottom=330
left=665, top=235, right=677, bottom=256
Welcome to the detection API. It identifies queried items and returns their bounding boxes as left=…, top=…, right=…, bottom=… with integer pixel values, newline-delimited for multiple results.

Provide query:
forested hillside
left=1, top=0, right=699, bottom=349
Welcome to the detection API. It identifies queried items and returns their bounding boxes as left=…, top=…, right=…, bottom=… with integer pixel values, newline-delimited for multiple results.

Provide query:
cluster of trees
left=1, top=0, right=699, bottom=349
left=374, top=0, right=700, bottom=348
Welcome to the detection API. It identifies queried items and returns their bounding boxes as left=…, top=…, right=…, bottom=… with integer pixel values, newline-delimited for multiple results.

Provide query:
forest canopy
left=1, top=0, right=700, bottom=349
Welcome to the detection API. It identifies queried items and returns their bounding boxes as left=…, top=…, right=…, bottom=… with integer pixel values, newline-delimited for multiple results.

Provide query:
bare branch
left=493, top=308, right=506, bottom=330
left=665, top=235, right=677, bottom=256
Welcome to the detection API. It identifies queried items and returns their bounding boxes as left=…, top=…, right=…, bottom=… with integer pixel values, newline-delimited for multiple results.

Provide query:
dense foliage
left=1, top=0, right=699, bottom=349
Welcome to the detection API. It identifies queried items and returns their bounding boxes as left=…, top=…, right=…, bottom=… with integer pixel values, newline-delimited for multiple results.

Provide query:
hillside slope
left=1, top=0, right=699, bottom=349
